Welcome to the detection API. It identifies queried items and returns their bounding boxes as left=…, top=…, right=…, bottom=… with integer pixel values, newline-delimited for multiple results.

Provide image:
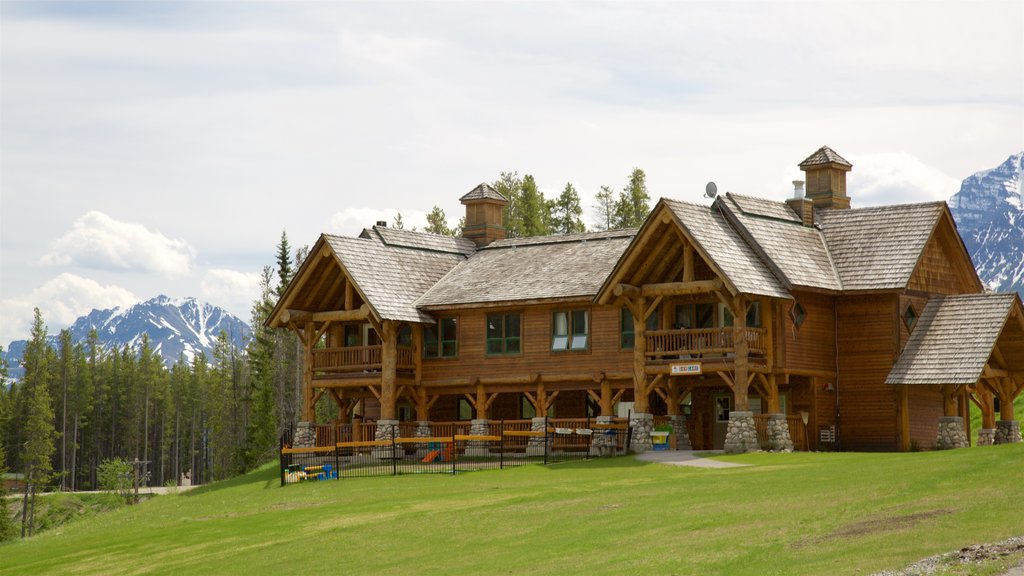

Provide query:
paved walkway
left=635, top=450, right=748, bottom=468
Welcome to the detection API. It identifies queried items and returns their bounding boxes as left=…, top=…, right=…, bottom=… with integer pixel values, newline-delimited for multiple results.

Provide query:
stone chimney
left=785, top=180, right=815, bottom=227
left=460, top=183, right=508, bottom=246
left=798, top=145, right=852, bottom=210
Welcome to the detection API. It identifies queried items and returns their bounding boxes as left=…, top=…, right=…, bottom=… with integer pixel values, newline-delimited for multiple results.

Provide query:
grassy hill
left=2, top=445, right=1023, bottom=575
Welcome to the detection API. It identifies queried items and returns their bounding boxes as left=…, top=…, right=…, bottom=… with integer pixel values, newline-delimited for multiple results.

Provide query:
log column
left=994, top=377, right=1022, bottom=444
left=724, top=295, right=757, bottom=454
left=936, top=384, right=968, bottom=450
left=374, top=320, right=400, bottom=448
left=666, top=380, right=692, bottom=450
left=762, top=374, right=793, bottom=452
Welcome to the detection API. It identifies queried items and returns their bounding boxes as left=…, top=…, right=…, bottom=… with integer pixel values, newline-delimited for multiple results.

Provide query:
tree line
left=417, top=168, right=651, bottom=237
left=0, top=233, right=305, bottom=540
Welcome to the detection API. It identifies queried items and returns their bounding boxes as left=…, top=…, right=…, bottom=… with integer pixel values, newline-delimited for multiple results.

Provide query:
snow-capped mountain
left=2, top=295, right=251, bottom=379
left=948, top=152, right=1024, bottom=296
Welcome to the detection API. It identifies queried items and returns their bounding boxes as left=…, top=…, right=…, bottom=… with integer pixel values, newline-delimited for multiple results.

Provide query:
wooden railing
left=752, top=414, right=806, bottom=451
left=311, top=345, right=416, bottom=374
left=645, top=327, right=766, bottom=359
left=312, top=418, right=630, bottom=447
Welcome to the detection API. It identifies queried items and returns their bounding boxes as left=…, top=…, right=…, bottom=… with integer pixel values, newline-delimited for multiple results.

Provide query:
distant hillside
left=2, top=295, right=251, bottom=379
left=948, top=152, right=1024, bottom=296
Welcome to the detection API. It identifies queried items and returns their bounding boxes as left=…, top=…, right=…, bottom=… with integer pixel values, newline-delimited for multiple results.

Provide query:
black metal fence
left=279, top=419, right=633, bottom=486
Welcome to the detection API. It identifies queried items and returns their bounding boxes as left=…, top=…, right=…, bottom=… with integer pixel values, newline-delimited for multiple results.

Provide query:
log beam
left=641, top=279, right=723, bottom=298
left=281, top=304, right=370, bottom=325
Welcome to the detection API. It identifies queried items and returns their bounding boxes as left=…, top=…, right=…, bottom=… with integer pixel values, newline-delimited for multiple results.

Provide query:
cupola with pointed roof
left=799, top=145, right=852, bottom=210
left=460, top=183, right=508, bottom=246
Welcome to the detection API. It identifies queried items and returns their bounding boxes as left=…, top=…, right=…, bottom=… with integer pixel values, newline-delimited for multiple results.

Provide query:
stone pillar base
left=590, top=416, right=618, bottom=456
left=935, top=416, right=968, bottom=449
left=765, top=413, right=794, bottom=452
left=527, top=417, right=548, bottom=457
left=723, top=411, right=758, bottom=454
left=294, top=421, right=315, bottom=448
left=668, top=415, right=693, bottom=450
left=414, top=421, right=432, bottom=457
left=977, top=428, right=996, bottom=446
left=629, top=413, right=654, bottom=454
left=994, top=420, right=1022, bottom=444
left=372, top=419, right=401, bottom=459
left=465, top=419, right=492, bottom=457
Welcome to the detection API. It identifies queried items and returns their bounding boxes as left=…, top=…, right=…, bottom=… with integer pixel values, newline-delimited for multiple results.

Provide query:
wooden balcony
left=645, top=327, right=767, bottom=361
left=312, top=345, right=416, bottom=374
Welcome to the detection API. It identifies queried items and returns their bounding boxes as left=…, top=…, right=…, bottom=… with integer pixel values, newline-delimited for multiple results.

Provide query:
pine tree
left=519, top=175, right=550, bottom=237
left=550, top=182, right=586, bottom=234
left=424, top=206, right=453, bottom=236
left=244, top=267, right=278, bottom=470
left=275, top=231, right=293, bottom=297
left=20, top=308, right=56, bottom=537
left=613, top=168, right=651, bottom=228
left=0, top=349, right=13, bottom=542
left=392, top=212, right=405, bottom=230
left=493, top=172, right=523, bottom=238
left=593, top=185, right=616, bottom=231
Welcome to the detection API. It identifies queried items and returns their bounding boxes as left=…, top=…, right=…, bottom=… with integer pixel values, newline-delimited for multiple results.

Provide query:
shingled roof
left=460, top=183, right=507, bottom=202
left=325, top=234, right=466, bottom=323
left=362, top=225, right=477, bottom=256
left=663, top=199, right=791, bottom=299
left=885, top=293, right=1019, bottom=386
left=799, top=145, right=852, bottom=168
left=417, top=231, right=634, bottom=308
left=719, top=194, right=841, bottom=291
left=817, top=202, right=946, bottom=291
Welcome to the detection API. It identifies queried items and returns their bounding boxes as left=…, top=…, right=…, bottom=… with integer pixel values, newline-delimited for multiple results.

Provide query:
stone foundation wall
left=372, top=419, right=401, bottom=459
left=977, top=428, right=995, bottom=446
left=629, top=413, right=653, bottom=453
left=668, top=415, right=692, bottom=450
left=590, top=416, right=618, bottom=456
left=466, top=419, right=492, bottom=456
left=294, top=421, right=315, bottom=448
left=935, top=416, right=969, bottom=449
left=765, top=413, right=794, bottom=452
left=723, top=411, right=758, bottom=454
left=527, top=417, right=548, bottom=456
left=994, top=420, right=1022, bottom=444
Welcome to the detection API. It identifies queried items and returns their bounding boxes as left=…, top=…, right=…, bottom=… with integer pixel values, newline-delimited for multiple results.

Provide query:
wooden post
left=764, top=373, right=780, bottom=413
left=897, top=385, right=910, bottom=452
left=999, top=377, right=1015, bottom=421
left=379, top=320, right=398, bottom=421
left=732, top=295, right=749, bottom=411
left=682, top=245, right=694, bottom=282
left=600, top=378, right=613, bottom=417
left=941, top=384, right=957, bottom=417
left=300, top=323, right=316, bottom=421
left=475, top=383, right=488, bottom=420
left=809, top=376, right=819, bottom=451
left=632, top=296, right=650, bottom=413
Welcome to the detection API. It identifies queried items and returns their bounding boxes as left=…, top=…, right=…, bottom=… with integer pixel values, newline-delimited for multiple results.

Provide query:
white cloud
left=200, top=269, right=262, bottom=321
left=847, top=153, right=961, bottom=207
left=41, top=211, right=195, bottom=277
left=0, top=273, right=137, bottom=345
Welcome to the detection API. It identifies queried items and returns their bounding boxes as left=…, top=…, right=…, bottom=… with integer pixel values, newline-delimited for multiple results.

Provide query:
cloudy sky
left=1, top=0, right=1022, bottom=346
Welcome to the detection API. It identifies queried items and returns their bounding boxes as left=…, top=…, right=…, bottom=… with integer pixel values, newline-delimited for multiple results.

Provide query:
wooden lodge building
left=269, top=146, right=1024, bottom=453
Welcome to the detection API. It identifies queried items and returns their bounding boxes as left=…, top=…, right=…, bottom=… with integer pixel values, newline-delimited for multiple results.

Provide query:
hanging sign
left=670, top=362, right=702, bottom=376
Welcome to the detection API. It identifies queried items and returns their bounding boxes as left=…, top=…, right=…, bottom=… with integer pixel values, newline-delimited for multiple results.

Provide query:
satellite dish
left=704, top=181, right=718, bottom=199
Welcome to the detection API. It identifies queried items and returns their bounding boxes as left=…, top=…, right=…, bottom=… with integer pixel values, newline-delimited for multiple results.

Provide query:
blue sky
left=1, top=0, right=1022, bottom=345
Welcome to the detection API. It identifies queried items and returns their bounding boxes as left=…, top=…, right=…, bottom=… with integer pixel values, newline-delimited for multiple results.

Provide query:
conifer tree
left=20, top=308, right=55, bottom=537
left=493, top=171, right=523, bottom=238
left=275, top=231, right=293, bottom=297
left=519, top=175, right=550, bottom=237
left=424, top=206, right=453, bottom=236
left=550, top=182, right=586, bottom=234
left=392, top=212, right=405, bottom=230
left=613, top=168, right=651, bottom=228
left=0, top=349, right=13, bottom=542
left=593, top=185, right=616, bottom=231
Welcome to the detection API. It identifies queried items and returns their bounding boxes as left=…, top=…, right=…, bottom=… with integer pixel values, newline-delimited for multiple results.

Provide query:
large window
left=675, top=303, right=715, bottom=329
left=621, top=307, right=660, bottom=349
left=487, top=313, right=522, bottom=355
left=552, top=310, right=589, bottom=351
left=720, top=301, right=762, bottom=328
left=424, top=316, right=458, bottom=358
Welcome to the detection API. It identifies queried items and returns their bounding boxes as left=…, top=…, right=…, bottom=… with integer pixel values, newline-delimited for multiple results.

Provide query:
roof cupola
left=799, top=145, right=852, bottom=210
left=460, top=183, right=508, bottom=246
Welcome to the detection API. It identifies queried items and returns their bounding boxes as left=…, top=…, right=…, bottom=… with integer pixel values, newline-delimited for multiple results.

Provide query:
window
left=552, top=310, right=589, bottom=351
left=424, top=316, right=458, bottom=358
left=715, top=396, right=732, bottom=422
left=675, top=303, right=715, bottom=329
left=721, top=301, right=762, bottom=328
left=457, top=398, right=473, bottom=420
left=397, top=324, right=412, bottom=347
left=790, top=302, right=806, bottom=329
left=520, top=396, right=554, bottom=419
left=621, top=307, right=660, bottom=349
left=344, top=325, right=361, bottom=347
left=903, top=304, right=918, bottom=331
left=487, top=313, right=522, bottom=355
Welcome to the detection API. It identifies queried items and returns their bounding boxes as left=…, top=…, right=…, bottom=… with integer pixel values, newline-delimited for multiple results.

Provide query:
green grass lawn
left=2, top=444, right=1023, bottom=575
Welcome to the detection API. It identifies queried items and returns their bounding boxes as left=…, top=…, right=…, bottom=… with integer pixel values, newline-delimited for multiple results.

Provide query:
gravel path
left=873, top=537, right=1024, bottom=575
left=634, top=450, right=749, bottom=468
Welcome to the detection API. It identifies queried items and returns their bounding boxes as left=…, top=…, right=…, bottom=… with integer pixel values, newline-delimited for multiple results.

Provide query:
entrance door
left=713, top=394, right=732, bottom=449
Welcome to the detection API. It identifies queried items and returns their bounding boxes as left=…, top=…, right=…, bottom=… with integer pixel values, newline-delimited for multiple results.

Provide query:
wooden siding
left=836, top=294, right=898, bottom=451
left=908, top=385, right=944, bottom=449
left=782, top=291, right=836, bottom=373
left=907, top=214, right=982, bottom=296
left=420, top=303, right=634, bottom=385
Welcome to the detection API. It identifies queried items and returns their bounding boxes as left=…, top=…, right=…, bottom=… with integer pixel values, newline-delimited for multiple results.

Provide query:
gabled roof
left=326, top=234, right=466, bottom=323
left=719, top=193, right=841, bottom=292
left=361, top=225, right=477, bottom=256
left=885, top=293, right=1022, bottom=386
left=460, top=182, right=507, bottom=203
left=662, top=199, right=791, bottom=299
left=818, top=202, right=946, bottom=291
left=799, top=145, right=852, bottom=168
left=417, top=230, right=635, bottom=308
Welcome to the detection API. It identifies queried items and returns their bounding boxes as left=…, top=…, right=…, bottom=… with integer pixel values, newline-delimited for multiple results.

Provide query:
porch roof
left=885, top=293, right=1023, bottom=386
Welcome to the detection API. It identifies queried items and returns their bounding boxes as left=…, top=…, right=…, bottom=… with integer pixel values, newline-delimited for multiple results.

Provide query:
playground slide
left=422, top=450, right=442, bottom=463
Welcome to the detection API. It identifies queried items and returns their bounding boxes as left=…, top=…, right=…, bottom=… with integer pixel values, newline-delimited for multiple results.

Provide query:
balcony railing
left=645, top=327, right=767, bottom=360
left=312, top=345, right=416, bottom=374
